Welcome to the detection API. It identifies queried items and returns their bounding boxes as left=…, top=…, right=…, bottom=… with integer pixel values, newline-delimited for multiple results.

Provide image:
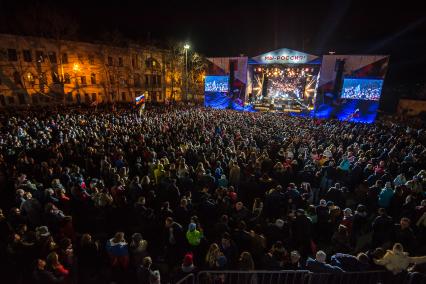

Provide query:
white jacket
left=374, top=250, right=426, bottom=274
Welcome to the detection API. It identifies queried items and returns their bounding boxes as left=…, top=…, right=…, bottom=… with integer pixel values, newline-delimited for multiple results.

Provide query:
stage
left=205, top=48, right=389, bottom=123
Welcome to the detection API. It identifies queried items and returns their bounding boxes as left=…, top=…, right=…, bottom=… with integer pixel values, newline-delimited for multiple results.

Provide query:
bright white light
left=184, top=44, right=190, bottom=50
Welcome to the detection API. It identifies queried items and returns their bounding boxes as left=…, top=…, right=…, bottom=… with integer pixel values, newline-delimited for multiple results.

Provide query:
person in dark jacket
left=33, top=259, right=63, bottom=284
left=393, top=217, right=416, bottom=254
left=326, top=184, right=345, bottom=209
left=372, top=208, right=394, bottom=248
left=292, top=209, right=313, bottom=257
left=306, top=251, right=344, bottom=273
left=137, top=256, right=155, bottom=284
left=164, top=217, right=185, bottom=269
left=330, top=252, right=370, bottom=271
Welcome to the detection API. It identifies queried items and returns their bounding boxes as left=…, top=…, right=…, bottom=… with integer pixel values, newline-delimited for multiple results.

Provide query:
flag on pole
left=135, top=94, right=145, bottom=105
left=136, top=93, right=146, bottom=116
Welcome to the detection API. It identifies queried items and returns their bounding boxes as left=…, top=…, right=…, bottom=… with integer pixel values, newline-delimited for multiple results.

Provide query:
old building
left=0, top=33, right=184, bottom=107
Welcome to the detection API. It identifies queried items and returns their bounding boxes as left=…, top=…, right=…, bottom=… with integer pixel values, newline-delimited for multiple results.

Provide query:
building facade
left=0, top=33, right=184, bottom=107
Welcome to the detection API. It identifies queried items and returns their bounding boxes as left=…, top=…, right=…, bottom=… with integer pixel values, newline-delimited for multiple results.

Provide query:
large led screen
left=341, top=78, right=383, bottom=101
left=205, top=76, right=229, bottom=93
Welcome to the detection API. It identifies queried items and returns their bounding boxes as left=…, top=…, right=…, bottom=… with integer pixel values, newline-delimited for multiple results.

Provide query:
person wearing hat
left=186, top=222, right=203, bottom=247
left=174, top=252, right=198, bottom=283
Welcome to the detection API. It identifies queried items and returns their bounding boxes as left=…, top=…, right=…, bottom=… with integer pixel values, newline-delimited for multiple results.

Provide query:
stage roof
left=250, top=48, right=320, bottom=65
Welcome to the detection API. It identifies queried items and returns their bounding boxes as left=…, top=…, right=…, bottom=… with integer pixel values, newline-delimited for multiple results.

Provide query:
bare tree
left=17, top=4, right=79, bottom=103
left=166, top=39, right=184, bottom=101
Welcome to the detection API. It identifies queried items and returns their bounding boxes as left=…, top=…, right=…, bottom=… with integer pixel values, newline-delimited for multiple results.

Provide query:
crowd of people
left=0, top=104, right=425, bottom=284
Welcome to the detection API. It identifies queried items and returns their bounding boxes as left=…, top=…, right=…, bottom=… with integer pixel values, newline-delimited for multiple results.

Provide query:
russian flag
left=135, top=94, right=145, bottom=105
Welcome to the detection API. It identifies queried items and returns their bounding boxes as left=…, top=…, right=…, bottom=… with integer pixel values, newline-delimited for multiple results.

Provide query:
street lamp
left=73, top=63, right=80, bottom=104
left=184, top=44, right=190, bottom=101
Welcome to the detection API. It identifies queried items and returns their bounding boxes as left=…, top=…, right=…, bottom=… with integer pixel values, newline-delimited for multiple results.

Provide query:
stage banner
left=251, top=48, right=319, bottom=65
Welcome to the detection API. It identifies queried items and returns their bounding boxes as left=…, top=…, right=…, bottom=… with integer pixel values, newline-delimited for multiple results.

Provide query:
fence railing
left=196, top=270, right=310, bottom=284
left=305, top=270, right=388, bottom=284
left=176, top=273, right=195, bottom=284
left=182, top=270, right=421, bottom=284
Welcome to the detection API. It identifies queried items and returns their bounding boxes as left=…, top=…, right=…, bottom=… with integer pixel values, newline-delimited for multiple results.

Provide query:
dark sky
left=1, top=0, right=425, bottom=84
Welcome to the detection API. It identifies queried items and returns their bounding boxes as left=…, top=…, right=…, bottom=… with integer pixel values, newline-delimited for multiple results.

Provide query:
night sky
left=0, top=0, right=425, bottom=85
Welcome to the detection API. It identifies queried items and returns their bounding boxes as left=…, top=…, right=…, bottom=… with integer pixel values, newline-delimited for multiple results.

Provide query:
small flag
left=135, top=94, right=145, bottom=105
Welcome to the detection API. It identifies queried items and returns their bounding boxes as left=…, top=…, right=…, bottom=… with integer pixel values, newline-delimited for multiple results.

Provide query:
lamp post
left=73, top=63, right=80, bottom=104
left=184, top=43, right=190, bottom=101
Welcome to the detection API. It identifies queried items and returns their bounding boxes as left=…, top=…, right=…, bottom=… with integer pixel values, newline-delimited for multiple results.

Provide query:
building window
left=157, top=75, right=162, bottom=86
left=13, top=71, right=22, bottom=85
left=132, top=57, right=135, bottom=68
left=84, top=93, right=90, bottom=103
left=7, top=96, right=15, bottom=104
left=27, top=73, right=35, bottom=85
left=108, top=56, right=113, bottom=66
left=48, top=52, right=57, bottom=63
left=145, top=58, right=160, bottom=69
left=62, top=53, right=68, bottom=64
left=67, top=92, right=73, bottom=102
left=0, top=95, right=5, bottom=106
left=118, top=57, right=123, bottom=67
left=90, top=73, right=96, bottom=84
left=36, top=51, right=44, bottom=63
left=121, top=92, right=126, bottom=101
left=88, top=55, right=94, bottom=65
left=145, top=75, right=149, bottom=86
left=64, top=73, right=71, bottom=84
left=52, top=72, right=60, bottom=83
left=91, top=93, right=97, bottom=102
left=8, top=49, right=18, bottom=61
left=23, top=50, right=32, bottom=62
left=81, top=76, right=87, bottom=85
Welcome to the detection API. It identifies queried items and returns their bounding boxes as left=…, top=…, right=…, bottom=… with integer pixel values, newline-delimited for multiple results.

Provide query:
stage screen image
left=266, top=75, right=307, bottom=106
left=205, top=76, right=229, bottom=93
left=341, top=78, right=383, bottom=101
left=251, top=66, right=319, bottom=112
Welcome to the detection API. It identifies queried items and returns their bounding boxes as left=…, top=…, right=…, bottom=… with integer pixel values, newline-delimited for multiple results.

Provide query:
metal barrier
left=176, top=273, right=195, bottom=284
left=305, top=271, right=388, bottom=284
left=196, top=270, right=310, bottom=284
left=193, top=270, right=422, bottom=284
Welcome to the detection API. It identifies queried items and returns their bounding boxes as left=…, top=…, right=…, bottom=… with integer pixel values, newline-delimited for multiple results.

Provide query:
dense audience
left=0, top=104, right=425, bottom=284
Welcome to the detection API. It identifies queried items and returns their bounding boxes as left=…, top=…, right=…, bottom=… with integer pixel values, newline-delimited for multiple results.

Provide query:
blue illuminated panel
left=341, top=78, right=383, bottom=101
left=205, top=76, right=229, bottom=93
